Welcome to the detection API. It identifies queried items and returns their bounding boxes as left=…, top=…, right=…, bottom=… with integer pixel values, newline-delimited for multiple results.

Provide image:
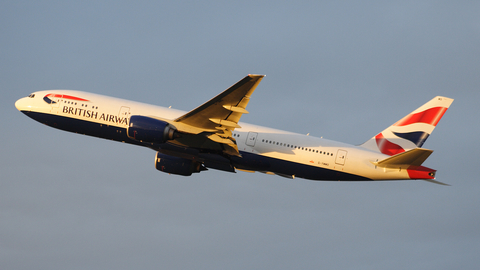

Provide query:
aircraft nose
left=15, top=97, right=31, bottom=112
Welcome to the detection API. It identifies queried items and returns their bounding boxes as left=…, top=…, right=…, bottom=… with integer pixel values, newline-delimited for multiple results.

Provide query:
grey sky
left=2, top=1, right=479, bottom=269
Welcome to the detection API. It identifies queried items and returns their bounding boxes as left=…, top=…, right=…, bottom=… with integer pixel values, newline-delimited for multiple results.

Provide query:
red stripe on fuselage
left=394, top=107, right=447, bottom=127
left=46, top=94, right=90, bottom=102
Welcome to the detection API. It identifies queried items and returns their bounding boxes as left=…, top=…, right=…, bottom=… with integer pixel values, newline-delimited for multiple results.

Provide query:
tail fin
left=360, top=96, right=454, bottom=155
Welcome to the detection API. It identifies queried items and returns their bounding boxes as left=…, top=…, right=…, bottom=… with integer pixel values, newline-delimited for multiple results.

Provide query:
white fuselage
left=15, top=90, right=427, bottom=181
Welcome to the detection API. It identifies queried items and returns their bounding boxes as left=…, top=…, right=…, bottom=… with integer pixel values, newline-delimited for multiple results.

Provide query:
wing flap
left=223, top=105, right=249, bottom=114
left=209, top=118, right=242, bottom=128
left=207, top=134, right=235, bottom=144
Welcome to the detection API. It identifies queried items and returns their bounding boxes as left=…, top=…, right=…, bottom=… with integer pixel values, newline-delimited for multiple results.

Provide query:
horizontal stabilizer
left=373, top=148, right=433, bottom=168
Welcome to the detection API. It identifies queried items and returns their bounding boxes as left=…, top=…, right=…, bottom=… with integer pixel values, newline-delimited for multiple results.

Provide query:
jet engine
left=155, top=152, right=206, bottom=176
left=127, top=115, right=178, bottom=144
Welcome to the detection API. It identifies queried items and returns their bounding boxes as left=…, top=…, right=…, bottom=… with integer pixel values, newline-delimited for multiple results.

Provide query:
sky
left=1, top=1, right=480, bottom=269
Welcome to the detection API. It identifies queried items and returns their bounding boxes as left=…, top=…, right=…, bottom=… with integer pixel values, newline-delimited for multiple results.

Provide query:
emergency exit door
left=246, top=132, right=258, bottom=147
left=335, top=149, right=347, bottom=165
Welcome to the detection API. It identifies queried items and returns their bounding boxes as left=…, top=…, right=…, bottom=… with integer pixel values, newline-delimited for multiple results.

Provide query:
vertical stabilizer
left=360, top=96, right=453, bottom=155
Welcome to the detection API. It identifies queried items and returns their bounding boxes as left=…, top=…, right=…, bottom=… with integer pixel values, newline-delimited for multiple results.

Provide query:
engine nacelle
left=155, top=152, right=206, bottom=176
left=127, top=115, right=178, bottom=144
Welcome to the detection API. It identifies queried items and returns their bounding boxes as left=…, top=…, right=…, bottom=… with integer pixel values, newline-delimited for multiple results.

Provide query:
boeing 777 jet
left=15, top=75, right=453, bottom=184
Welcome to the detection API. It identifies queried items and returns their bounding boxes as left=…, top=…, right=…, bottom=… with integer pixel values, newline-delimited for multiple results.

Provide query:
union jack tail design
left=360, top=96, right=454, bottom=156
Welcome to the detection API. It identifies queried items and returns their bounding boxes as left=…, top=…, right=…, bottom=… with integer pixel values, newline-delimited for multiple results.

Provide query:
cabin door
left=335, top=149, right=347, bottom=165
left=246, top=132, right=258, bottom=147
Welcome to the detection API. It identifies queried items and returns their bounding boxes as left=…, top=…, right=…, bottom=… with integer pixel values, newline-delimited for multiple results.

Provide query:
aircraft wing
left=172, top=74, right=265, bottom=156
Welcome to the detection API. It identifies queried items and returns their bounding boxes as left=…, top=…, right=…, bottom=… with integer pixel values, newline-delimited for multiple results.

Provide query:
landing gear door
left=246, top=132, right=258, bottom=147
left=335, top=149, right=347, bottom=165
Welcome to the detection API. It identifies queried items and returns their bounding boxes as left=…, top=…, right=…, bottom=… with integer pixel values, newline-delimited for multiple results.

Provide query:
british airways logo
left=44, top=94, right=129, bottom=126
left=43, top=93, right=90, bottom=104
left=375, top=106, right=448, bottom=156
left=62, top=106, right=129, bottom=125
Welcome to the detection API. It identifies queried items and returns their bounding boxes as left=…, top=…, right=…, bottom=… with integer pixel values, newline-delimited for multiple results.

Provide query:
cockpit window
left=43, top=96, right=56, bottom=104
left=28, top=94, right=35, bottom=98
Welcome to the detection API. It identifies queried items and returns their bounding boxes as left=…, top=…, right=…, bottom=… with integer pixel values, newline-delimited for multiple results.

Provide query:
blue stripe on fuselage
left=20, top=110, right=142, bottom=146
left=232, top=152, right=370, bottom=181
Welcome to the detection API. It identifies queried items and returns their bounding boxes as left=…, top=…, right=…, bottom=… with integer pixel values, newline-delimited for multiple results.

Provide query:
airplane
left=15, top=75, right=454, bottom=184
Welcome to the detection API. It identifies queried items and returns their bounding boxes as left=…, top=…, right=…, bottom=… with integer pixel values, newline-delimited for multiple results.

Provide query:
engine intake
left=155, top=152, right=206, bottom=176
left=127, top=115, right=178, bottom=144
